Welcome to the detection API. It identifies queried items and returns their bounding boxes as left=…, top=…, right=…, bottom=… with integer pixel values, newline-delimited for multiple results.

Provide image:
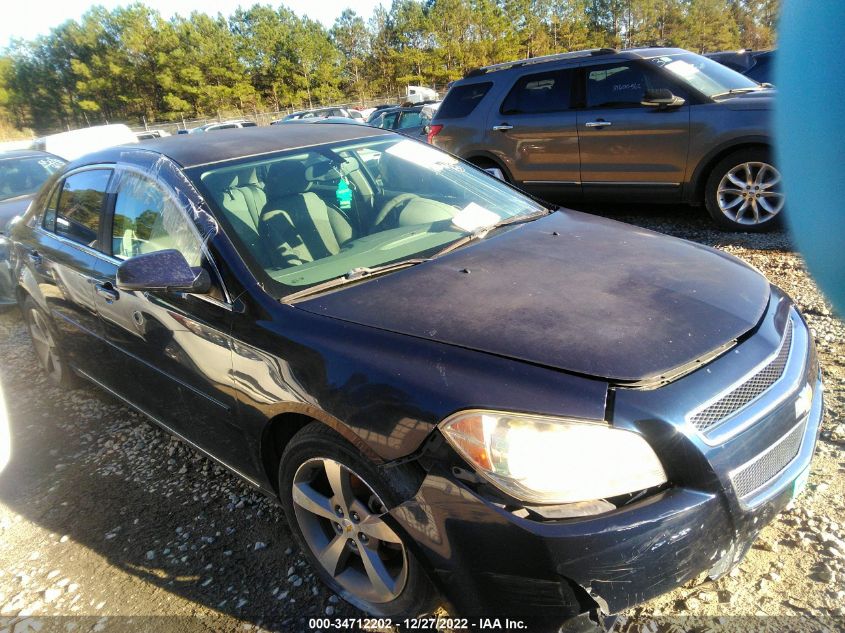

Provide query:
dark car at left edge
left=0, top=149, right=66, bottom=305
left=9, top=125, right=823, bottom=630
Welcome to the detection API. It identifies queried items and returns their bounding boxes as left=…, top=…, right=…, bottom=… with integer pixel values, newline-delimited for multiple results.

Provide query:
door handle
left=585, top=120, right=612, bottom=128
left=95, top=282, right=120, bottom=303
left=492, top=124, right=514, bottom=131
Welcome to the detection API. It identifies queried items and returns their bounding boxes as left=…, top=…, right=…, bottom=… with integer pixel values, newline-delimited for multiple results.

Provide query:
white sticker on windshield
left=452, top=202, right=500, bottom=233
left=385, top=139, right=458, bottom=172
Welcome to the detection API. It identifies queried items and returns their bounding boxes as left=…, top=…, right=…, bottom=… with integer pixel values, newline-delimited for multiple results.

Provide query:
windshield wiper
left=431, top=207, right=554, bottom=259
left=281, top=258, right=430, bottom=303
left=711, top=87, right=761, bottom=98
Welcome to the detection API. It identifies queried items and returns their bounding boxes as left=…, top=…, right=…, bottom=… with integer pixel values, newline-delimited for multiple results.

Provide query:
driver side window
left=585, top=63, right=681, bottom=108
left=111, top=171, right=203, bottom=266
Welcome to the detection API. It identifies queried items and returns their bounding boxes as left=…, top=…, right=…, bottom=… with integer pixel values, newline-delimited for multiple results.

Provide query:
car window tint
left=437, top=82, right=493, bottom=119
left=54, top=170, right=111, bottom=249
left=111, top=171, right=203, bottom=266
left=586, top=63, right=673, bottom=108
left=501, top=70, right=573, bottom=114
left=398, top=111, right=424, bottom=129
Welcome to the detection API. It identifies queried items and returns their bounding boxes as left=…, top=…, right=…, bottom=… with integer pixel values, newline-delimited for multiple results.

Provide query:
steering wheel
left=371, top=193, right=418, bottom=229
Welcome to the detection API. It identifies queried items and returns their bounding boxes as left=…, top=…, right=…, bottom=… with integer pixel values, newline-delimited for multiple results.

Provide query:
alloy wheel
left=291, top=457, right=408, bottom=604
left=717, top=161, right=784, bottom=225
left=27, top=308, right=64, bottom=384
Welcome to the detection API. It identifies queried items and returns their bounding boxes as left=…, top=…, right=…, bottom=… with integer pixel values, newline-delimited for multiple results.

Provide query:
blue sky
left=2, top=0, right=385, bottom=48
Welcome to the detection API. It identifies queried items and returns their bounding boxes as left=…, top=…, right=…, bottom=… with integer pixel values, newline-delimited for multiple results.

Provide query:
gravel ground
left=0, top=203, right=843, bottom=633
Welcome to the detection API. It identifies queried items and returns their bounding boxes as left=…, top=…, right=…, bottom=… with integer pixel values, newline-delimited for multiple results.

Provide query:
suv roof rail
left=464, top=48, right=618, bottom=78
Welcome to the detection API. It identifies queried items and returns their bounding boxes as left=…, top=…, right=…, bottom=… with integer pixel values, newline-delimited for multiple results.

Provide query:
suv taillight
left=427, top=124, right=443, bottom=144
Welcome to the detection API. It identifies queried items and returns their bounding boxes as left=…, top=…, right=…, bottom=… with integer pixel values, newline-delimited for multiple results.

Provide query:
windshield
left=193, top=135, right=546, bottom=297
left=649, top=52, right=761, bottom=98
left=0, top=155, right=66, bottom=202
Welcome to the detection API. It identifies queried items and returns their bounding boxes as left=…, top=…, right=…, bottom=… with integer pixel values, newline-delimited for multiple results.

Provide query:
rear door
left=484, top=68, right=580, bottom=193
left=31, top=168, right=115, bottom=384
left=92, top=166, right=238, bottom=450
left=576, top=60, right=691, bottom=200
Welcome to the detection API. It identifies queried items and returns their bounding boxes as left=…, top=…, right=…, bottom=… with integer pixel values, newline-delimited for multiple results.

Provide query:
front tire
left=22, top=296, right=78, bottom=389
left=278, top=423, right=440, bottom=618
left=704, top=147, right=785, bottom=232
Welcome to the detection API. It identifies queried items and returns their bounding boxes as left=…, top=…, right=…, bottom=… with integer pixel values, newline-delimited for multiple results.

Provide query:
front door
left=576, top=61, right=691, bottom=201
left=485, top=67, right=580, bottom=194
left=92, top=166, right=238, bottom=453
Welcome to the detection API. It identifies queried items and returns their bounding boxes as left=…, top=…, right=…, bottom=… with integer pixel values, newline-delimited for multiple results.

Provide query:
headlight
left=440, top=410, right=668, bottom=505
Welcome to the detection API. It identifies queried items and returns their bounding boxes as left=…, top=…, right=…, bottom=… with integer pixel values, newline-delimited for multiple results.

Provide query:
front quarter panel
left=230, top=291, right=609, bottom=475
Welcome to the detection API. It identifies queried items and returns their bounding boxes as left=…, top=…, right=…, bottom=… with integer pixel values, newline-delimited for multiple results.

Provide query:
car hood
left=0, top=195, right=33, bottom=233
left=296, top=211, right=770, bottom=384
left=722, top=89, right=775, bottom=111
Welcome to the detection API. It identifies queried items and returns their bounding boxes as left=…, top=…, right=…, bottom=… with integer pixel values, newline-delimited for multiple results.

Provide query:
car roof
left=67, top=124, right=392, bottom=170
left=0, top=149, right=60, bottom=161
left=459, top=47, right=690, bottom=82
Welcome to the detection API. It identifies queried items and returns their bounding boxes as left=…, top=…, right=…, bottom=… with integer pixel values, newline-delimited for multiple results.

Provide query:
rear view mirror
left=116, top=249, right=211, bottom=294
left=642, top=89, right=686, bottom=109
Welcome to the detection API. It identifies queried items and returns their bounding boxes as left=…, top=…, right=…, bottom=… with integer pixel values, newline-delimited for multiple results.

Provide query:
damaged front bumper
left=388, top=297, right=823, bottom=625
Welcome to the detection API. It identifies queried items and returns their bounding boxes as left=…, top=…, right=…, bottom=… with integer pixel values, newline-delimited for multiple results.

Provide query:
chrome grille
left=731, top=418, right=806, bottom=499
left=690, top=320, right=793, bottom=434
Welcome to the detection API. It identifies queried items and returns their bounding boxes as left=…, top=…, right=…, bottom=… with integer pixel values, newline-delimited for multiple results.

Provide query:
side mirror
left=116, top=249, right=211, bottom=294
left=642, top=88, right=685, bottom=109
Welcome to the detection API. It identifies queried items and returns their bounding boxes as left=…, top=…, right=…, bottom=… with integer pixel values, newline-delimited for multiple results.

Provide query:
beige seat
left=260, top=161, right=355, bottom=266
left=203, top=171, right=279, bottom=268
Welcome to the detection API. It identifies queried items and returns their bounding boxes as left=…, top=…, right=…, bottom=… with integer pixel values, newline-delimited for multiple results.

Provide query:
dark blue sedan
left=9, top=124, right=822, bottom=628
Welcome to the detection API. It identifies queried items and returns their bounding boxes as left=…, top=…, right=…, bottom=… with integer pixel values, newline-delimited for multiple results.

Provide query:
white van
left=405, top=86, right=438, bottom=105
left=35, top=124, right=137, bottom=161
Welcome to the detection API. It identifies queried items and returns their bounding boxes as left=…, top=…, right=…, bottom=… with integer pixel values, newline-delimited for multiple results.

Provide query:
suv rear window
left=501, top=70, right=573, bottom=114
left=437, top=82, right=492, bottom=119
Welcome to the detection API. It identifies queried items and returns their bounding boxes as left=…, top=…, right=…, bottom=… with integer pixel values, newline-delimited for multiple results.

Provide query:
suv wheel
left=469, top=158, right=508, bottom=182
left=279, top=423, right=440, bottom=618
left=22, top=296, right=77, bottom=389
left=704, top=148, right=784, bottom=232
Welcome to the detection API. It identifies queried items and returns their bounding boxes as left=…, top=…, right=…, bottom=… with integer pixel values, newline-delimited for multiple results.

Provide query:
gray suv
left=429, top=47, right=781, bottom=231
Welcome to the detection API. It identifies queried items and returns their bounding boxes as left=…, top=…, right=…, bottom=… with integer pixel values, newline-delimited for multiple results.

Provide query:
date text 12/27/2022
left=307, top=618, right=529, bottom=630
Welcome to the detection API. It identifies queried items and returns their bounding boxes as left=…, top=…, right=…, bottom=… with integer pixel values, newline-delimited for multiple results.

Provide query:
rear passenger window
left=111, top=171, right=203, bottom=266
left=437, top=82, right=493, bottom=119
left=501, top=70, right=573, bottom=114
left=53, top=170, right=111, bottom=249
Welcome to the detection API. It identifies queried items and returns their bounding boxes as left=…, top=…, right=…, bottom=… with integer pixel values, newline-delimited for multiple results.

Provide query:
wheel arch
left=463, top=152, right=514, bottom=182
left=689, top=137, right=772, bottom=204
left=259, top=405, right=385, bottom=496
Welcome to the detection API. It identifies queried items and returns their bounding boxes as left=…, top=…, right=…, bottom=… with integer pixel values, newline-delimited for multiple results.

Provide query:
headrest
left=265, top=160, right=310, bottom=199
left=203, top=170, right=239, bottom=194
left=236, top=167, right=260, bottom=187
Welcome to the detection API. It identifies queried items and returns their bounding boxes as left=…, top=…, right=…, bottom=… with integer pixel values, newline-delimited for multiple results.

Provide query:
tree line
left=0, top=0, right=779, bottom=134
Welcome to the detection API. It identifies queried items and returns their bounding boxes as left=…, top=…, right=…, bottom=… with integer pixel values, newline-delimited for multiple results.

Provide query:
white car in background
left=188, top=120, right=258, bottom=133
left=33, top=124, right=137, bottom=161
left=135, top=129, right=171, bottom=141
